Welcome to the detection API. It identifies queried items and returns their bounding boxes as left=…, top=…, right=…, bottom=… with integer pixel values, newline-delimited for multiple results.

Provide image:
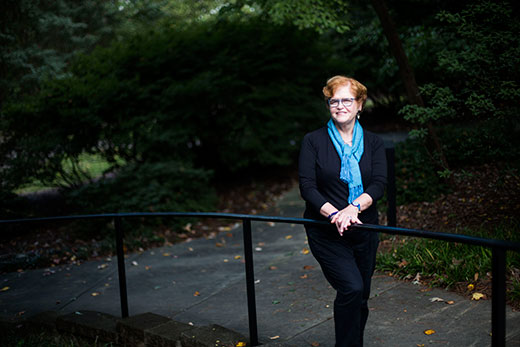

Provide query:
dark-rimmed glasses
left=328, top=98, right=356, bottom=108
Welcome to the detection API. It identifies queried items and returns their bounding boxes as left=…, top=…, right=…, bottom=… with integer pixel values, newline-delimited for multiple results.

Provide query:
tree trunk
left=370, top=0, right=450, bottom=175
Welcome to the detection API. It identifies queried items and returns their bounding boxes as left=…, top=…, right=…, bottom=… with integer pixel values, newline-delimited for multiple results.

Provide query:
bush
left=66, top=161, right=217, bottom=215
left=439, top=120, right=520, bottom=168
left=393, top=138, right=449, bottom=205
left=1, top=16, right=336, bottom=217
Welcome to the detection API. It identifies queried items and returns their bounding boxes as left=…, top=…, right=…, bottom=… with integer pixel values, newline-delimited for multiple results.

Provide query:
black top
left=298, top=126, right=387, bottom=224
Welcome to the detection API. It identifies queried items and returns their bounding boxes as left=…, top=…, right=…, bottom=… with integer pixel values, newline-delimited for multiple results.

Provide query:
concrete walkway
left=1, top=187, right=520, bottom=346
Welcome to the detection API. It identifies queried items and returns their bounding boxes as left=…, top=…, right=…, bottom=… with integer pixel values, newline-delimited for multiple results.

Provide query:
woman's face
left=328, top=84, right=362, bottom=126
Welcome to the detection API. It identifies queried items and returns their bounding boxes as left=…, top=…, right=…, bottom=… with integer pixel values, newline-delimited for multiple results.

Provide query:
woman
left=298, top=76, right=387, bottom=347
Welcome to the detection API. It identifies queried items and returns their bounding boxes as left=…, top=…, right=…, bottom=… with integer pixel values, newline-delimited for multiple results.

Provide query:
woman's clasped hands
left=330, top=205, right=362, bottom=236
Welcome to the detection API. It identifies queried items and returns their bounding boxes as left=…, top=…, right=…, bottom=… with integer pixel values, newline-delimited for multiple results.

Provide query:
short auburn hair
left=322, top=75, right=368, bottom=107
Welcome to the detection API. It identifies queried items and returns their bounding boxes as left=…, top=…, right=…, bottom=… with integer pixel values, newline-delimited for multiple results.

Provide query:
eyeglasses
left=328, top=98, right=356, bottom=108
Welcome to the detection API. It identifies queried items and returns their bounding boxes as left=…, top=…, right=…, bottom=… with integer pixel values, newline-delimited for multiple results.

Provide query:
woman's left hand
left=330, top=205, right=362, bottom=236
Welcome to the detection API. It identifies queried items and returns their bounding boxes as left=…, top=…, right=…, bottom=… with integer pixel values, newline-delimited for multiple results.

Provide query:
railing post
left=491, top=247, right=506, bottom=346
left=242, top=219, right=259, bottom=346
left=386, top=146, right=397, bottom=227
left=114, top=216, right=129, bottom=318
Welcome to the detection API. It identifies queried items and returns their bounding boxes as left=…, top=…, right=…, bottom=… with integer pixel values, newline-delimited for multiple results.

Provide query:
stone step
left=14, top=310, right=251, bottom=347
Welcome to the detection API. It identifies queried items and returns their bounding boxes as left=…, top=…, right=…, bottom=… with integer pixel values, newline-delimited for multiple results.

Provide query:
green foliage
left=438, top=121, right=520, bottom=168
left=436, top=0, right=520, bottom=119
left=108, top=0, right=229, bottom=36
left=259, top=0, right=351, bottom=33
left=0, top=0, right=117, bottom=102
left=400, top=84, right=457, bottom=136
left=393, top=115, right=520, bottom=205
left=66, top=161, right=216, bottom=215
left=1, top=17, right=332, bottom=191
left=399, top=0, right=520, bottom=164
left=377, top=222, right=520, bottom=290
left=393, top=139, right=448, bottom=204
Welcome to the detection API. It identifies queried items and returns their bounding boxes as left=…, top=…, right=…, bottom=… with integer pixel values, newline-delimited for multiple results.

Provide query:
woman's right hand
left=330, top=205, right=362, bottom=236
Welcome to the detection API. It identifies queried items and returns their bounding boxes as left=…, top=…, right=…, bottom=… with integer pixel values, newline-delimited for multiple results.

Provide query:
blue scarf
left=327, top=119, right=364, bottom=204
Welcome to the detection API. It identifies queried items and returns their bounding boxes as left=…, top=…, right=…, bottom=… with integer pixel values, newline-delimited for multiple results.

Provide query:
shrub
left=393, top=138, right=449, bottom=205
left=66, top=161, right=217, bottom=215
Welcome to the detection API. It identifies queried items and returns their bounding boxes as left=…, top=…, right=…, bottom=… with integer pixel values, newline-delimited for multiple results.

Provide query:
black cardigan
left=298, top=126, right=387, bottom=224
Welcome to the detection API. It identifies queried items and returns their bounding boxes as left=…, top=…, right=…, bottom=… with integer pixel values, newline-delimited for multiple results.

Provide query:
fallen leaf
left=272, top=300, right=280, bottom=304
left=162, top=252, right=171, bottom=256
left=219, top=226, right=232, bottom=231
left=1, top=286, right=9, bottom=292
left=145, top=266, right=151, bottom=270
left=424, top=329, right=436, bottom=335
left=472, top=292, right=485, bottom=301
left=430, top=297, right=444, bottom=302
left=269, top=266, right=278, bottom=270
left=300, top=274, right=308, bottom=279
left=474, top=272, right=479, bottom=281
left=467, top=283, right=475, bottom=291
left=446, top=300, right=455, bottom=305
left=236, top=342, right=247, bottom=347
left=311, top=342, right=320, bottom=347
left=452, top=257, right=462, bottom=265
left=215, top=243, right=224, bottom=247
left=131, top=261, right=138, bottom=266
left=301, top=248, right=310, bottom=255
left=188, top=247, right=194, bottom=252
left=91, top=292, right=100, bottom=296
left=417, top=344, right=425, bottom=347
left=223, top=259, right=229, bottom=262
left=268, top=222, right=275, bottom=227
left=412, top=272, right=421, bottom=285
left=285, top=235, right=293, bottom=240
left=398, top=260, right=409, bottom=268
left=269, top=336, right=280, bottom=340
left=303, top=265, right=315, bottom=270
left=194, top=291, right=200, bottom=296
left=234, top=255, right=242, bottom=260
left=97, top=263, right=108, bottom=270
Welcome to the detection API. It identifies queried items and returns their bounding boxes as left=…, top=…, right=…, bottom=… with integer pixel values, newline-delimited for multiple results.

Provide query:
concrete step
left=7, top=310, right=251, bottom=347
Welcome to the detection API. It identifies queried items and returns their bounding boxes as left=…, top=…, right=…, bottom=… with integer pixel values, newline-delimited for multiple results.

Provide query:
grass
left=14, top=153, right=124, bottom=194
left=377, top=222, right=520, bottom=304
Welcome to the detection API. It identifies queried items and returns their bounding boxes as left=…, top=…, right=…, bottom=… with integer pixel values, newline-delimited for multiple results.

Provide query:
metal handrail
left=1, top=212, right=519, bottom=346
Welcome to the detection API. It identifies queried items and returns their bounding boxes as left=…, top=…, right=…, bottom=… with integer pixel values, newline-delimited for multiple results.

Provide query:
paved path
left=1, top=187, right=520, bottom=346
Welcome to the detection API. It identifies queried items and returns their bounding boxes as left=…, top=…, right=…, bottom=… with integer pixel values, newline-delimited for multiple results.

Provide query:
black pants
left=306, top=225, right=379, bottom=347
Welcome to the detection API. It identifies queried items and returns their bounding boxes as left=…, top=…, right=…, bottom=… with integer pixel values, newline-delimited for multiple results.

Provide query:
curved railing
left=1, top=212, right=519, bottom=346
